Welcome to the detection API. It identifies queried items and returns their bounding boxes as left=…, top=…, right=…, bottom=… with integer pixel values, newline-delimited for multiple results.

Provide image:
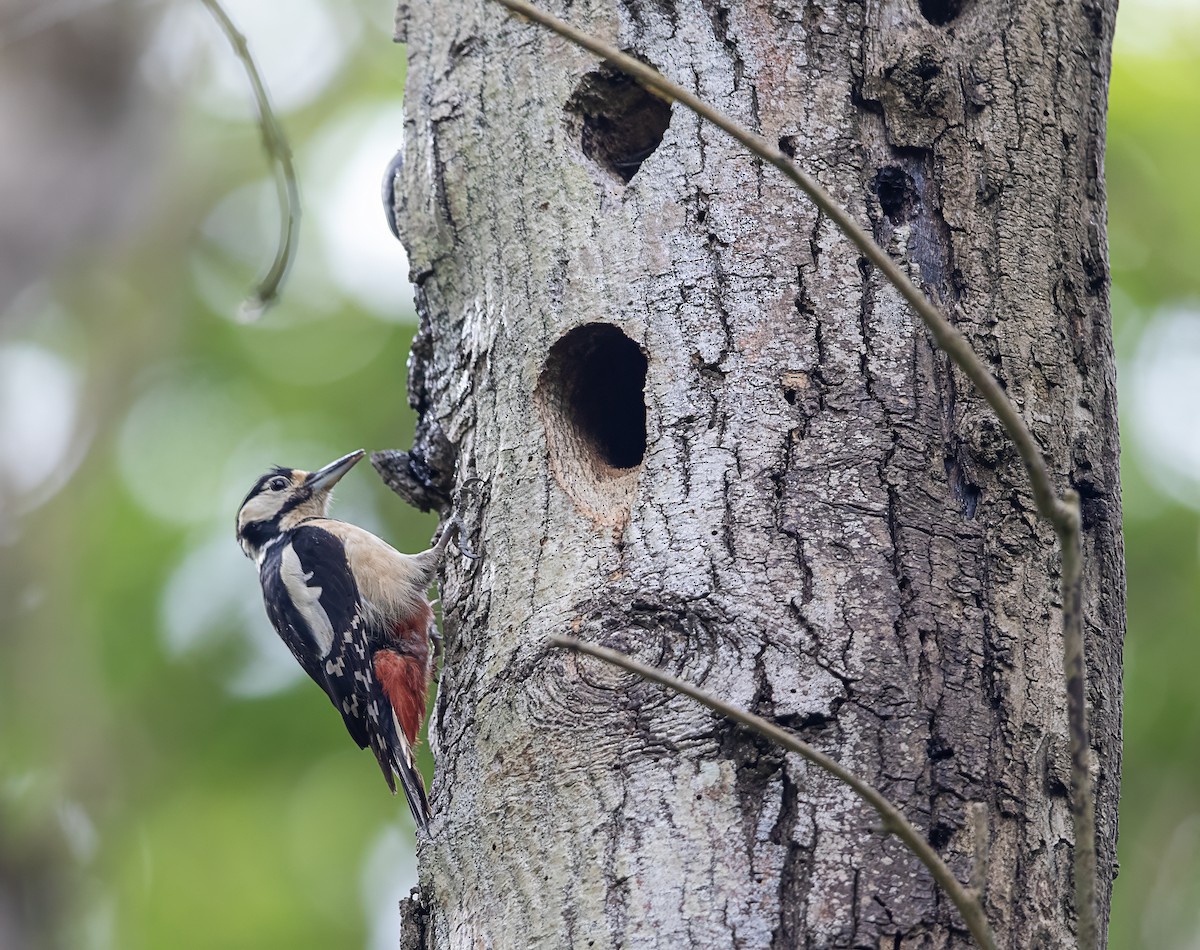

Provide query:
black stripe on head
left=279, top=490, right=313, bottom=516
left=236, top=467, right=302, bottom=557
left=238, top=517, right=278, bottom=554
left=239, top=466, right=294, bottom=509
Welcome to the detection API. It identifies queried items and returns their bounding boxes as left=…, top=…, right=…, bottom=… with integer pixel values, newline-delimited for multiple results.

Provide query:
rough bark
left=388, top=0, right=1123, bottom=947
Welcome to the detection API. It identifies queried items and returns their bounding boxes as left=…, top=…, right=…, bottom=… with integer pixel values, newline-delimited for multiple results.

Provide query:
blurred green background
left=0, top=0, right=1195, bottom=947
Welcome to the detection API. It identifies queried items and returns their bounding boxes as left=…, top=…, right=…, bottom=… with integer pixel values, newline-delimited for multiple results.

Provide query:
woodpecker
left=235, top=449, right=465, bottom=832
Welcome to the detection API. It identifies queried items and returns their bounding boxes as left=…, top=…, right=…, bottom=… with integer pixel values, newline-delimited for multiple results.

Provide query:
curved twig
left=551, top=635, right=998, bottom=950
left=1059, top=491, right=1095, bottom=950
left=489, top=2, right=1096, bottom=946
left=199, top=0, right=300, bottom=320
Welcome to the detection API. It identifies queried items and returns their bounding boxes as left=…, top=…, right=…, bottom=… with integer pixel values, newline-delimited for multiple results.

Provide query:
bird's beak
left=305, top=449, right=365, bottom=492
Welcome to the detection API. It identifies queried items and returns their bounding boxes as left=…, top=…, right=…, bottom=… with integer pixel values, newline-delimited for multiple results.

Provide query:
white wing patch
left=279, top=542, right=335, bottom=657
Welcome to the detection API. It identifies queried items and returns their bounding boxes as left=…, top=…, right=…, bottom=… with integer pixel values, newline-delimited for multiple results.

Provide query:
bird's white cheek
left=280, top=543, right=335, bottom=656
left=241, top=493, right=285, bottom=526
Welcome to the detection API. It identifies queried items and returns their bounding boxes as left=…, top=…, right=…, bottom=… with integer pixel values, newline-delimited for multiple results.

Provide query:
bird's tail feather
left=390, top=712, right=431, bottom=833
left=368, top=700, right=430, bottom=832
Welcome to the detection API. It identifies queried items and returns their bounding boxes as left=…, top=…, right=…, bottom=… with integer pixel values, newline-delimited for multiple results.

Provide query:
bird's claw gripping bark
left=439, top=477, right=486, bottom=560
left=448, top=516, right=479, bottom=560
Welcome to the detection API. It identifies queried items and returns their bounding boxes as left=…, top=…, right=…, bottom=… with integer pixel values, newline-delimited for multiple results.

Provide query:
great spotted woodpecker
left=235, top=449, right=466, bottom=832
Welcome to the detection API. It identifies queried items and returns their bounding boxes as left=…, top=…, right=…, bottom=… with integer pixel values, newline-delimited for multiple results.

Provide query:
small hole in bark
left=945, top=457, right=981, bottom=519
left=874, top=166, right=917, bottom=224
left=928, top=735, right=956, bottom=761
left=566, top=65, right=672, bottom=183
left=914, top=54, right=942, bottom=81
left=918, top=0, right=967, bottom=25
left=536, top=324, right=648, bottom=528
left=778, top=135, right=797, bottom=158
left=929, top=823, right=955, bottom=849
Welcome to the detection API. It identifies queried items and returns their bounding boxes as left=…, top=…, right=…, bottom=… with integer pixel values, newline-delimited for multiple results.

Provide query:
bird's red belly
left=372, top=605, right=434, bottom=746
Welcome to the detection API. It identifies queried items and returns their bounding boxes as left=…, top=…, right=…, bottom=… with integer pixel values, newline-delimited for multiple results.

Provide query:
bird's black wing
left=270, top=525, right=372, bottom=746
left=258, top=539, right=336, bottom=703
left=262, top=525, right=430, bottom=829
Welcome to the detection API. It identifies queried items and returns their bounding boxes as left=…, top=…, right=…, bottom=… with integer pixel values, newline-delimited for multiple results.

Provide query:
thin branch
left=199, top=0, right=300, bottom=320
left=1059, top=491, right=1096, bottom=950
left=967, top=802, right=989, bottom=902
left=551, top=635, right=998, bottom=950
left=489, top=2, right=1097, bottom=944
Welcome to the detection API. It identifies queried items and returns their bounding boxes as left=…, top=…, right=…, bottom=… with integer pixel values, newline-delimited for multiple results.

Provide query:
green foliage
left=1106, top=7, right=1200, bottom=947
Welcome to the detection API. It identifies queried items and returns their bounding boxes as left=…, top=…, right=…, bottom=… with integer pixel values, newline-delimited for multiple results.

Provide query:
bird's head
left=235, top=449, right=364, bottom=560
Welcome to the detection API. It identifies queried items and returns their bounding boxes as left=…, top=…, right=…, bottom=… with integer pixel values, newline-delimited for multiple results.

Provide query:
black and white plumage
left=235, top=449, right=459, bottom=833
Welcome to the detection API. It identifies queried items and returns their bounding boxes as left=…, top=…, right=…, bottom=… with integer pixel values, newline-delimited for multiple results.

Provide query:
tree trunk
left=387, top=0, right=1123, bottom=946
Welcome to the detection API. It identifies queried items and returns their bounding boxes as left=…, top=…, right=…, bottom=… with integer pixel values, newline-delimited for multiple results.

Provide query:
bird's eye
left=270, top=477, right=289, bottom=492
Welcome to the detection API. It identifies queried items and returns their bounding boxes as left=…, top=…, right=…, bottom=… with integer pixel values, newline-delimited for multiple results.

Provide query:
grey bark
left=387, top=0, right=1123, bottom=947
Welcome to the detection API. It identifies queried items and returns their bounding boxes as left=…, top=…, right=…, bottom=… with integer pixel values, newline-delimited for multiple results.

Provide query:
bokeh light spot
left=0, top=343, right=82, bottom=508
left=309, top=105, right=417, bottom=321
left=118, top=371, right=265, bottom=527
left=1129, top=304, right=1200, bottom=508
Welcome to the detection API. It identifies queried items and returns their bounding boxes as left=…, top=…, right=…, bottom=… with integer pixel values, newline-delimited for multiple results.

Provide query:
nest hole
left=536, top=324, right=648, bottom=529
left=540, top=324, right=647, bottom=470
left=565, top=66, right=672, bottom=183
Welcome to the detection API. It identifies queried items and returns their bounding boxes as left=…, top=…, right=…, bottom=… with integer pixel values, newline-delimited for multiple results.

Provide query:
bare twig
left=551, top=635, right=998, bottom=950
left=490, top=2, right=1096, bottom=944
left=1059, top=491, right=1096, bottom=950
left=967, top=802, right=989, bottom=902
left=199, top=0, right=299, bottom=319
